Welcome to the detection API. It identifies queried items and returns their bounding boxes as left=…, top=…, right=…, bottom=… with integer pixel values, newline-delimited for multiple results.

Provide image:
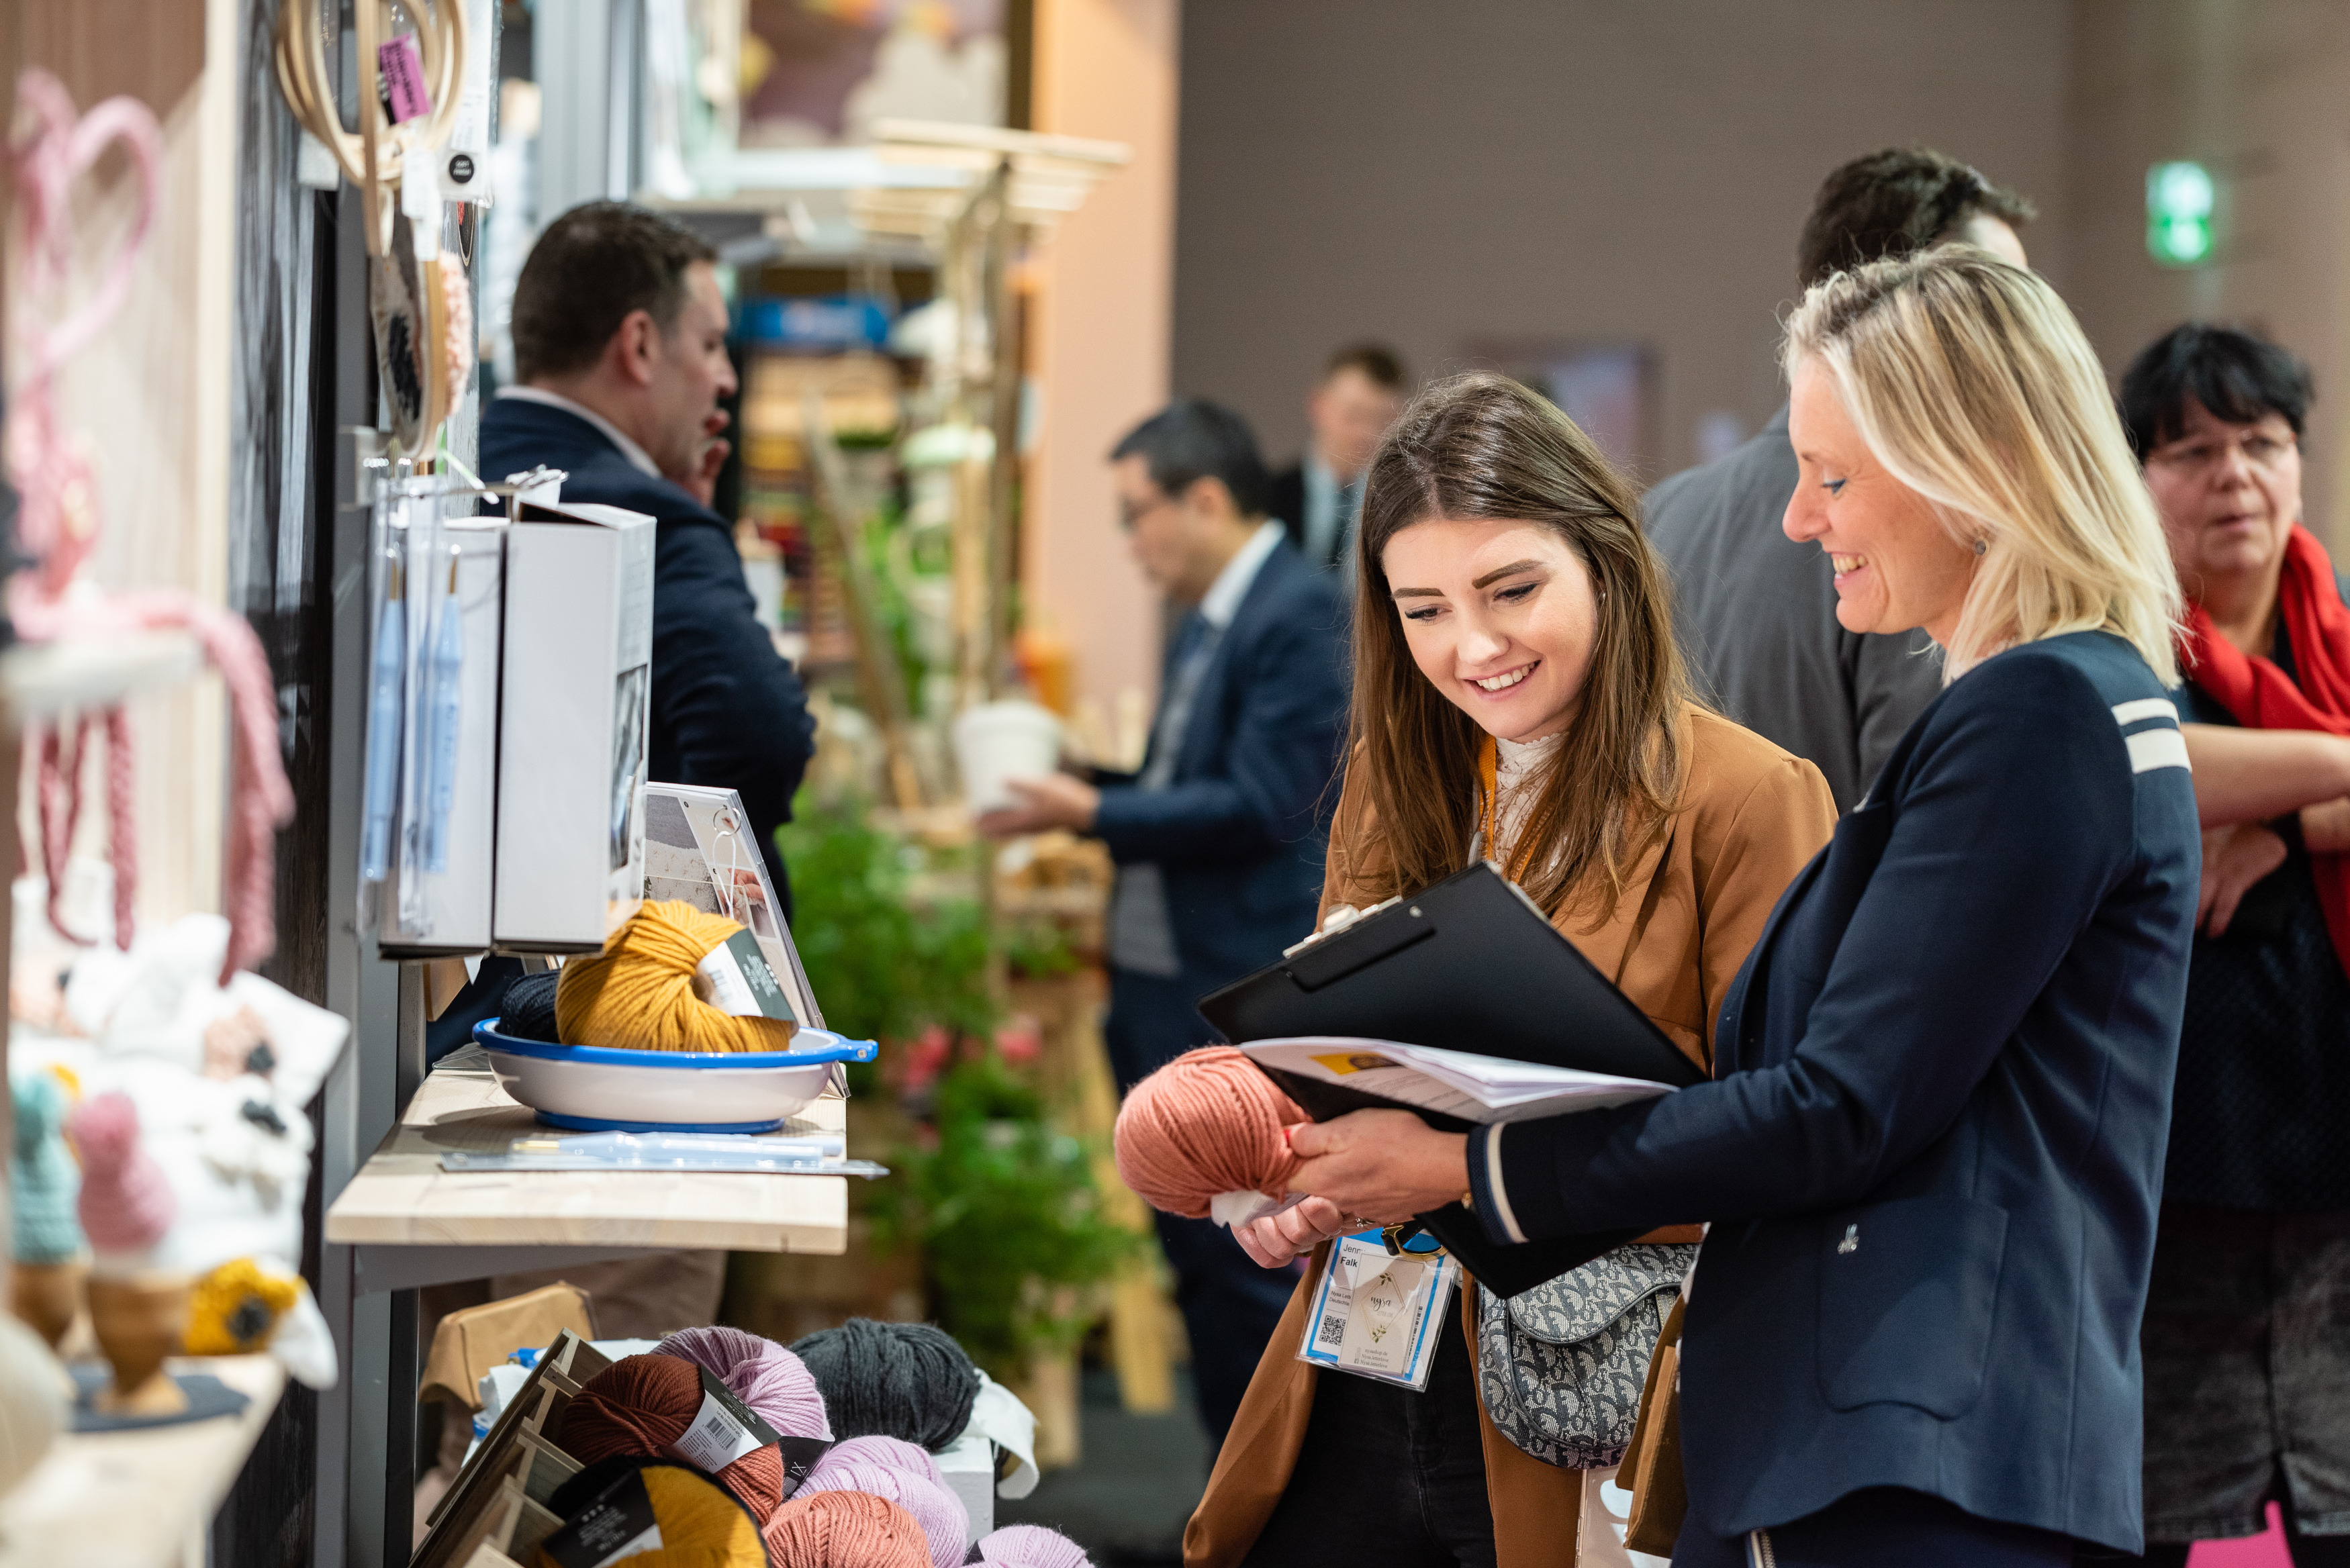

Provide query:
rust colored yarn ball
left=559, top=1353, right=784, bottom=1518
left=1112, top=1046, right=1307, bottom=1220
left=763, top=1489, right=931, bottom=1568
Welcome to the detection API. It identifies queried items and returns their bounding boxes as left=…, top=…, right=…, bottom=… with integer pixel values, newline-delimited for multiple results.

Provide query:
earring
left=1973, top=538, right=1988, bottom=556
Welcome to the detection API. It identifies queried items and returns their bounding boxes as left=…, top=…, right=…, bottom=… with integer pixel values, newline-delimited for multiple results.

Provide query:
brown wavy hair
left=1340, top=373, right=1696, bottom=922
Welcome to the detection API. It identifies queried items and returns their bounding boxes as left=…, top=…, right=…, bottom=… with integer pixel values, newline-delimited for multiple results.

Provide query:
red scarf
left=2179, top=524, right=2350, bottom=977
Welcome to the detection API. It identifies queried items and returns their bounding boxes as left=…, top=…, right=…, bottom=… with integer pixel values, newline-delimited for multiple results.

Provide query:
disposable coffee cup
left=953, top=701, right=1064, bottom=816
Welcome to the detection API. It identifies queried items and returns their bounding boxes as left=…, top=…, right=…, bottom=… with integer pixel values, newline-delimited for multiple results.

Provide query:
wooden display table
left=0, top=1354, right=283, bottom=1568
left=324, top=1062, right=851, bottom=1293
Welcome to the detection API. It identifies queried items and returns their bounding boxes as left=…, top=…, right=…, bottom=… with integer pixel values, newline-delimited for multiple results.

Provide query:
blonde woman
left=1266, top=248, right=2202, bottom=1565
left=1188, top=373, right=1837, bottom=1567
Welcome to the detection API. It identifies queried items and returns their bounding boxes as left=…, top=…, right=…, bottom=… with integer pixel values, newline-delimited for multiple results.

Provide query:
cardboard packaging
left=381, top=520, right=506, bottom=956
left=494, top=497, right=654, bottom=952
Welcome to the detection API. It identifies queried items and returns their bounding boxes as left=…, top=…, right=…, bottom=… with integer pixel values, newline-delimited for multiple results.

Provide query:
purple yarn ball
left=654, top=1324, right=833, bottom=1440
left=800, top=1434, right=968, bottom=1568
left=976, top=1525, right=1092, bottom=1568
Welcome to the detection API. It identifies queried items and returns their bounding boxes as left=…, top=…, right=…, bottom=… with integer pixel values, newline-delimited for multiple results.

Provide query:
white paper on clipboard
left=639, top=782, right=837, bottom=1089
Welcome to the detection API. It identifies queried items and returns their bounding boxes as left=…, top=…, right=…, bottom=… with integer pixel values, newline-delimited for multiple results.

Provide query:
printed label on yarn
left=692, top=931, right=796, bottom=1022
left=539, top=1467, right=663, bottom=1568
left=667, top=1367, right=784, bottom=1472
left=775, top=1434, right=833, bottom=1500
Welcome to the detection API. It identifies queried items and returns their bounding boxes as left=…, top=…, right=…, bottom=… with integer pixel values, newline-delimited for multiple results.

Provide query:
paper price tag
left=1296, top=1232, right=1458, bottom=1391
left=538, top=1467, right=663, bottom=1568
left=377, top=35, right=432, bottom=124
left=666, top=1367, right=783, bottom=1472
left=692, top=930, right=797, bottom=1022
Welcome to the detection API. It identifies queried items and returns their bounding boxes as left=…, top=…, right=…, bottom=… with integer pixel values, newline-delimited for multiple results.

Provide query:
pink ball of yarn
left=1113, top=1046, right=1306, bottom=1219
left=655, top=1323, right=833, bottom=1440
left=800, top=1434, right=968, bottom=1568
left=976, top=1524, right=1092, bottom=1568
left=68, top=1092, right=174, bottom=1253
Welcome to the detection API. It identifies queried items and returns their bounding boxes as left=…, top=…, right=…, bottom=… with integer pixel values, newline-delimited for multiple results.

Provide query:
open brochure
left=1239, top=1036, right=1675, bottom=1126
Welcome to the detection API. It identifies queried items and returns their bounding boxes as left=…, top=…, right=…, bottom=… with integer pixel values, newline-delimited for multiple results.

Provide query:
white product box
left=493, top=497, right=655, bottom=951
left=381, top=520, right=506, bottom=955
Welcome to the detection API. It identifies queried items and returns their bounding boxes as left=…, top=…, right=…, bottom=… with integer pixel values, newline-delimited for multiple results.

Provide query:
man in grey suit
left=1646, top=148, right=2036, bottom=812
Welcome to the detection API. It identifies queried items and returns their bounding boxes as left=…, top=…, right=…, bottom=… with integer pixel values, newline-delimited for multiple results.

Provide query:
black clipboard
left=1195, top=861, right=1699, bottom=1296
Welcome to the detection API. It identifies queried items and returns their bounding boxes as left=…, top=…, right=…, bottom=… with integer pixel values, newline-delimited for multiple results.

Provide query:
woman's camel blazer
left=1182, top=704, right=1837, bottom=1568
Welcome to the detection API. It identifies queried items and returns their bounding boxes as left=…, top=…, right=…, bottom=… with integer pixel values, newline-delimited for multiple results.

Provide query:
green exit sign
left=2147, top=161, right=2215, bottom=266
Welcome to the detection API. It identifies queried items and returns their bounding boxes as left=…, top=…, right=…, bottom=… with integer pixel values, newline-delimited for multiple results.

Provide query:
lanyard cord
left=1476, top=734, right=1544, bottom=885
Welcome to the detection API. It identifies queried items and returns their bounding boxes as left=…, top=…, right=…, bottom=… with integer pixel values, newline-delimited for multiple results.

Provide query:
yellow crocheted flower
left=184, top=1257, right=299, bottom=1355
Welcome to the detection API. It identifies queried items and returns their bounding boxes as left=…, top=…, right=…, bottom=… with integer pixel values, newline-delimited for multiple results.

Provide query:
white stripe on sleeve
left=1484, top=1123, right=1528, bottom=1244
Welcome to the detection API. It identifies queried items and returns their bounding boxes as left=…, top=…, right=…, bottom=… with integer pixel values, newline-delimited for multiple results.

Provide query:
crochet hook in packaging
left=438, top=1129, right=887, bottom=1178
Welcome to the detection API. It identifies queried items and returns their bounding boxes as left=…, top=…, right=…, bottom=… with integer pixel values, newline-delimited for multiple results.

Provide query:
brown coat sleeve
left=1685, top=749, right=1838, bottom=1054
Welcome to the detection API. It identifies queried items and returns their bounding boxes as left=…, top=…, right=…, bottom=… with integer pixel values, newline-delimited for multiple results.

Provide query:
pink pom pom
left=976, top=1524, right=1092, bottom=1568
left=800, top=1434, right=968, bottom=1568
left=655, top=1323, right=832, bottom=1440
left=68, top=1092, right=173, bottom=1253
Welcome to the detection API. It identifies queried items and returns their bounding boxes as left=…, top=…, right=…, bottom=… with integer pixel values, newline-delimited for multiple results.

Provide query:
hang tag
left=776, top=1433, right=833, bottom=1501
left=377, top=35, right=432, bottom=125
left=538, top=1466, right=662, bottom=1568
left=693, top=930, right=796, bottom=1022
left=666, top=1366, right=784, bottom=1472
left=296, top=128, right=340, bottom=191
left=1296, top=1231, right=1458, bottom=1391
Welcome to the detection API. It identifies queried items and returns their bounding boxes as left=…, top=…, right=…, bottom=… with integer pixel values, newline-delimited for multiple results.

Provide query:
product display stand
left=0, top=636, right=279, bottom=1568
left=0, top=1354, right=285, bottom=1568
left=323, top=1055, right=852, bottom=1283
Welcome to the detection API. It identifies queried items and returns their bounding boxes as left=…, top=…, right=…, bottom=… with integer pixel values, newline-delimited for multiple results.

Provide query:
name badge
left=1295, top=1231, right=1459, bottom=1391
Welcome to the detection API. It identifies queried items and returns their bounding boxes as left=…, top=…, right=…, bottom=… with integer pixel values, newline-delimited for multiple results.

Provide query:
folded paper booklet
left=1241, top=1036, right=1674, bottom=1126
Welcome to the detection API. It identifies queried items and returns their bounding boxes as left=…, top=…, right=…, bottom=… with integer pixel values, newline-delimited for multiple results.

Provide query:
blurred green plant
left=872, top=1051, right=1137, bottom=1377
left=775, top=802, right=992, bottom=1093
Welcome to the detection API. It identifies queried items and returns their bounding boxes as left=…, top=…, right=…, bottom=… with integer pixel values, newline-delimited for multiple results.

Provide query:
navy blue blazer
left=1468, top=630, right=2199, bottom=1553
left=1092, top=538, right=1348, bottom=985
left=479, top=397, right=817, bottom=912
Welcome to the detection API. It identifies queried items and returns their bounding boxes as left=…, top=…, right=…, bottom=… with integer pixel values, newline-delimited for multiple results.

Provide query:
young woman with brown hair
left=1184, top=373, right=1837, bottom=1568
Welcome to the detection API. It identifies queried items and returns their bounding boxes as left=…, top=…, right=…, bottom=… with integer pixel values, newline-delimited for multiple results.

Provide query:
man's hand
left=675, top=408, right=731, bottom=507
left=2200, top=820, right=2288, bottom=936
left=1284, top=1110, right=1469, bottom=1227
left=1234, top=1195, right=1353, bottom=1268
left=974, top=774, right=1100, bottom=838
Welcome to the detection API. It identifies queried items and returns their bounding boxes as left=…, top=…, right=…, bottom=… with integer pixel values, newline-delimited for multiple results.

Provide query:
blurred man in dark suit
left=978, top=399, right=1348, bottom=1449
left=1268, top=342, right=1407, bottom=576
left=1644, top=149, right=2033, bottom=812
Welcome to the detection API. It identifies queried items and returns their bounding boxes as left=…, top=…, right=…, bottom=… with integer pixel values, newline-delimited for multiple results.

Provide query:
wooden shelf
left=324, top=1063, right=851, bottom=1258
left=0, top=630, right=203, bottom=722
left=0, top=1355, right=283, bottom=1568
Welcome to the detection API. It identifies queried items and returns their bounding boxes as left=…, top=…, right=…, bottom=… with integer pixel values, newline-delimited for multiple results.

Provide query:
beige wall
left=1173, top=0, right=2077, bottom=489
left=1026, top=0, right=1182, bottom=712
left=2065, top=0, right=2350, bottom=549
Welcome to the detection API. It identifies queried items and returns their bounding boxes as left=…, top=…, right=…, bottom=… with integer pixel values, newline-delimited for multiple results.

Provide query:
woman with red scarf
left=2122, top=324, right=2350, bottom=1567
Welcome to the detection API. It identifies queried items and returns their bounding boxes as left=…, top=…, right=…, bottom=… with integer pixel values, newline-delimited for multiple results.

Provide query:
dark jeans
left=2082, top=1467, right=2350, bottom=1565
left=1104, top=966, right=1295, bottom=1453
left=1671, top=1487, right=2076, bottom=1567
left=1241, top=1288, right=1494, bottom=1568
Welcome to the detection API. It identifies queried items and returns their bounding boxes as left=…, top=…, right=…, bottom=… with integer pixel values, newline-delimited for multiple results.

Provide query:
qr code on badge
left=1317, top=1312, right=1346, bottom=1349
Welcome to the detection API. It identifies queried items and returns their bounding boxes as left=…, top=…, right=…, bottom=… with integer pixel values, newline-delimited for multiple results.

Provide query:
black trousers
left=1241, top=1288, right=1495, bottom=1567
left=1671, top=1487, right=2076, bottom=1567
left=1104, top=967, right=1296, bottom=1453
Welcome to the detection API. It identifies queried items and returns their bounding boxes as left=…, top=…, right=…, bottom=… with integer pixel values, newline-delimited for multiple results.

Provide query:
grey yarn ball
left=790, top=1318, right=980, bottom=1451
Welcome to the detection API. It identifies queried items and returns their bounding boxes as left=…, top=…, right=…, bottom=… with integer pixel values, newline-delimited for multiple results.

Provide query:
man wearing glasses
left=978, top=399, right=1348, bottom=1451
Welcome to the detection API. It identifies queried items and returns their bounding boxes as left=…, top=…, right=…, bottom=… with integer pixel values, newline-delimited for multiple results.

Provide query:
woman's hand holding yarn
left=1231, top=1193, right=1355, bottom=1267
left=1284, top=1110, right=1470, bottom=1225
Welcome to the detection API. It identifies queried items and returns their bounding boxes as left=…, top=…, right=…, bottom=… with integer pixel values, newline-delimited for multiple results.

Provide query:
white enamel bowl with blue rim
left=475, top=1020, right=879, bottom=1133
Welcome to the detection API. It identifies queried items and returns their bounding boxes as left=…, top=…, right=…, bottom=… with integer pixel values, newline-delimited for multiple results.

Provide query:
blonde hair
left=1783, top=245, right=2180, bottom=685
